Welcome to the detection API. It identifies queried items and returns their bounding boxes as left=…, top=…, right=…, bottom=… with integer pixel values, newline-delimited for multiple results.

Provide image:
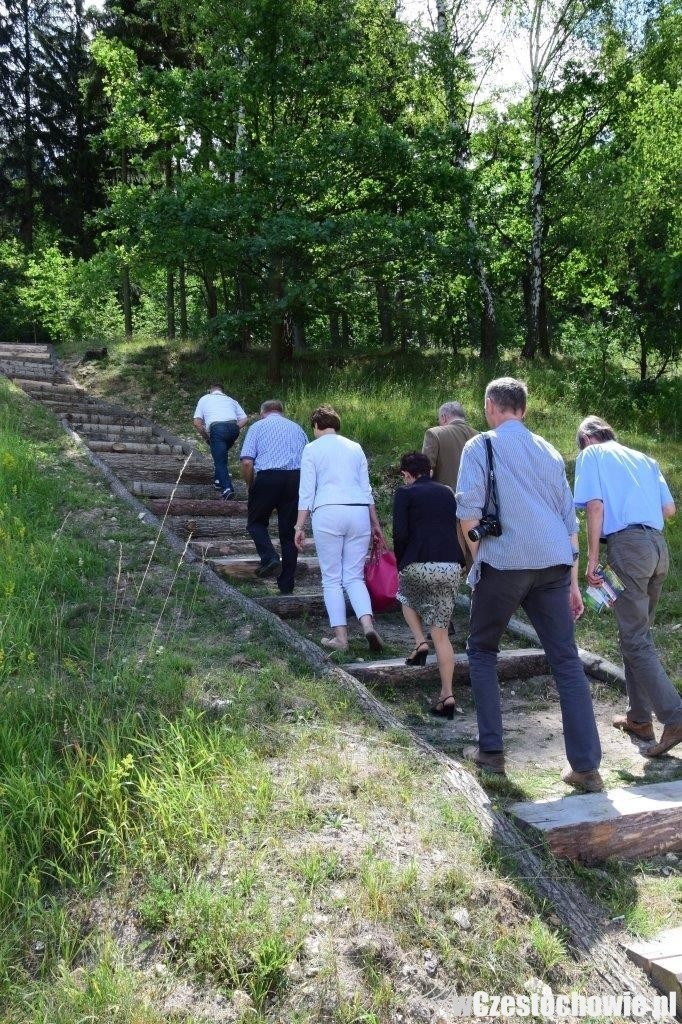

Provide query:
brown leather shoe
left=612, top=715, right=655, bottom=742
left=562, top=768, right=604, bottom=793
left=462, top=745, right=506, bottom=774
left=644, top=722, right=682, bottom=758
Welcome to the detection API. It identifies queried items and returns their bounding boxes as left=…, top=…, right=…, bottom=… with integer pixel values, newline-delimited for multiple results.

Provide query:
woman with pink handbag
left=294, top=405, right=384, bottom=653
left=393, top=451, right=464, bottom=719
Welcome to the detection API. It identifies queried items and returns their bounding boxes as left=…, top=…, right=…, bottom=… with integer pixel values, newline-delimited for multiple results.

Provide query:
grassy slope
left=1, top=345, right=680, bottom=1022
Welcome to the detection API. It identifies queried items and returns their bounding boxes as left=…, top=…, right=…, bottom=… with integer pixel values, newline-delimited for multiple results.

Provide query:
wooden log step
left=19, top=381, right=83, bottom=394
left=88, top=440, right=186, bottom=455
left=344, top=648, right=550, bottom=686
left=625, top=928, right=682, bottom=1006
left=1, top=365, right=59, bottom=379
left=0, top=350, right=53, bottom=362
left=0, top=346, right=51, bottom=359
left=509, top=781, right=682, bottom=864
left=256, top=592, right=333, bottom=618
left=117, top=467, right=217, bottom=484
left=131, top=480, right=230, bottom=499
left=147, top=497, right=250, bottom=517
left=0, top=359, right=56, bottom=371
left=189, top=537, right=260, bottom=557
left=166, top=515, right=249, bottom=537
left=209, top=555, right=319, bottom=579
left=99, top=452, right=212, bottom=472
left=0, top=344, right=50, bottom=354
left=75, top=423, right=157, bottom=438
left=63, top=406, right=146, bottom=421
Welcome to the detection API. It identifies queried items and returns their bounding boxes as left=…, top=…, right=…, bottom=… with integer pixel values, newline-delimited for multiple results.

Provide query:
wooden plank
left=209, top=555, right=319, bottom=579
left=0, top=344, right=50, bottom=354
left=189, top=538, right=261, bottom=557
left=625, top=929, right=682, bottom=1006
left=75, top=424, right=157, bottom=438
left=100, top=452, right=213, bottom=474
left=509, top=781, right=682, bottom=864
left=345, top=648, right=549, bottom=686
left=0, top=348, right=50, bottom=361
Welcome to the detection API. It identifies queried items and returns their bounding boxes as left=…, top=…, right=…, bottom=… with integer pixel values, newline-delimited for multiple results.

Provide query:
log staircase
left=3, top=345, right=680, bottom=876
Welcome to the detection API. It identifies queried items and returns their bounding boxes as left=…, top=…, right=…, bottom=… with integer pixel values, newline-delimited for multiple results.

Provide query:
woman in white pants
left=294, top=405, right=384, bottom=652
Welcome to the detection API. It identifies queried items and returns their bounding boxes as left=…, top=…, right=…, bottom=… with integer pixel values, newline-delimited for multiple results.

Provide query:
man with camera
left=456, top=378, right=603, bottom=792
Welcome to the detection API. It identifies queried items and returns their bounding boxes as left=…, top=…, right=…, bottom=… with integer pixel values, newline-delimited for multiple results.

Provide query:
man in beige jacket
left=422, top=401, right=477, bottom=489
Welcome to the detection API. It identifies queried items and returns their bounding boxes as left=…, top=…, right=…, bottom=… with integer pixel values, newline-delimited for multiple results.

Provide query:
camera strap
left=483, top=435, right=500, bottom=517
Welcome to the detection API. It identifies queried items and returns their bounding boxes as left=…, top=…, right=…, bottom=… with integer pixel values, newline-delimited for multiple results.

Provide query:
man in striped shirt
left=456, top=377, right=602, bottom=792
left=240, top=400, right=308, bottom=594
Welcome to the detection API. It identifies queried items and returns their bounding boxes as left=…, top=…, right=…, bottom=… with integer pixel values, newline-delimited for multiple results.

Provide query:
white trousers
left=312, top=505, right=372, bottom=627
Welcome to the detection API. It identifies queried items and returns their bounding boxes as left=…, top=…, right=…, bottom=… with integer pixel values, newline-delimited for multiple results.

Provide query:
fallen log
left=344, top=649, right=549, bottom=686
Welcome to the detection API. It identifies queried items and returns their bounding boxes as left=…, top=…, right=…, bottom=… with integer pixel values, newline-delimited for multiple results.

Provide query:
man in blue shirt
left=456, top=378, right=602, bottom=792
left=240, top=400, right=308, bottom=594
left=574, top=415, right=680, bottom=757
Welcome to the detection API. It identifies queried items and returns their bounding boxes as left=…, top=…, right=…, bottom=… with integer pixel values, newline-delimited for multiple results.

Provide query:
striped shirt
left=456, top=419, right=577, bottom=586
left=239, top=413, right=308, bottom=471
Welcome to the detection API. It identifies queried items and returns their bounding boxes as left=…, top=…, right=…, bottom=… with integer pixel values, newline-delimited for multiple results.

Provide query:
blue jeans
left=467, top=564, right=602, bottom=773
left=209, top=421, right=239, bottom=493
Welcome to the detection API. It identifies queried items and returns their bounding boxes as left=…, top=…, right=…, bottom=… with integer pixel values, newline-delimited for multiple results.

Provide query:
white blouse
left=298, top=434, right=374, bottom=512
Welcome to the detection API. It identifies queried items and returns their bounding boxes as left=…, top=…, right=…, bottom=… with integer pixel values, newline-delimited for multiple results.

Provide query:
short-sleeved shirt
left=574, top=440, right=673, bottom=536
left=239, top=413, right=308, bottom=471
left=193, top=391, right=246, bottom=429
left=456, top=419, right=577, bottom=586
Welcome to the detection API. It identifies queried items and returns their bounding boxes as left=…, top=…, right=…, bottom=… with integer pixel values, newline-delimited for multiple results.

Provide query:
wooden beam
left=344, top=648, right=549, bottom=685
left=147, top=497, right=250, bottom=517
left=131, top=480, right=241, bottom=499
left=88, top=440, right=186, bottom=455
left=166, top=515, right=249, bottom=537
left=625, top=930, right=682, bottom=1007
left=509, top=781, right=682, bottom=864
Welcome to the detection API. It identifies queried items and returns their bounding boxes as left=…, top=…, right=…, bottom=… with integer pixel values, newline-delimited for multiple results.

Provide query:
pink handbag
left=364, top=539, right=399, bottom=613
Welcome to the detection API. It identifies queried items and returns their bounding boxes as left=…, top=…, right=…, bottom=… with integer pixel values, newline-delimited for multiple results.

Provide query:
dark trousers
left=467, top=563, right=602, bottom=773
left=247, top=470, right=300, bottom=593
left=209, top=421, right=239, bottom=493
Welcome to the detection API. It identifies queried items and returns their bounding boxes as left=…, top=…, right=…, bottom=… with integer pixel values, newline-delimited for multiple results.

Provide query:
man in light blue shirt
left=456, top=378, right=602, bottom=792
left=574, top=415, right=680, bottom=757
left=240, top=400, right=308, bottom=594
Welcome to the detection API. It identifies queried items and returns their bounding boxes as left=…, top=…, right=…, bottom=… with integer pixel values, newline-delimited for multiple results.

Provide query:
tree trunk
left=396, top=283, right=409, bottom=352
left=20, top=0, right=34, bottom=249
left=538, top=276, right=550, bottom=357
left=178, top=263, right=188, bottom=338
left=282, top=311, right=294, bottom=364
left=72, top=0, right=87, bottom=253
left=476, top=248, right=498, bottom=361
left=292, top=312, right=306, bottom=352
left=166, top=270, right=176, bottom=339
left=341, top=309, right=351, bottom=349
left=204, top=274, right=218, bottom=322
left=268, top=258, right=285, bottom=383
left=234, top=272, right=250, bottom=352
left=524, top=85, right=544, bottom=359
left=376, top=281, right=394, bottom=348
left=329, top=310, right=341, bottom=350
left=120, top=148, right=133, bottom=338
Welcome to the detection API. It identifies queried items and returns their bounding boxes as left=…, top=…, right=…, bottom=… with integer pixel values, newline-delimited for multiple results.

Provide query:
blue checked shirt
left=456, top=419, right=577, bottom=586
left=239, top=413, right=308, bottom=471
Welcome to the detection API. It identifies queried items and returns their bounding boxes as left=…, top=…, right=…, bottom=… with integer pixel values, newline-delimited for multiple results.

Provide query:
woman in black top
left=393, top=451, right=464, bottom=718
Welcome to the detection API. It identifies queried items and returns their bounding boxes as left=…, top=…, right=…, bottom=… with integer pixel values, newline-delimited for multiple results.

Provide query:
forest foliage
left=0, top=0, right=680, bottom=384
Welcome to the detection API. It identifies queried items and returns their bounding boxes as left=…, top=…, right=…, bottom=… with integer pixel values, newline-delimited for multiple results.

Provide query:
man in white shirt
left=193, top=384, right=248, bottom=499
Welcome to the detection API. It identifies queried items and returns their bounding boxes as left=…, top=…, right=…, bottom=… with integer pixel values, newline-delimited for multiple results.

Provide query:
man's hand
left=586, top=556, right=602, bottom=587
left=569, top=581, right=584, bottom=620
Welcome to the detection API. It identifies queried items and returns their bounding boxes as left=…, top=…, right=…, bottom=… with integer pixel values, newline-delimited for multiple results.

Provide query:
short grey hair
left=261, top=399, right=284, bottom=414
left=438, top=401, right=466, bottom=421
left=577, top=415, right=616, bottom=450
left=485, top=377, right=527, bottom=414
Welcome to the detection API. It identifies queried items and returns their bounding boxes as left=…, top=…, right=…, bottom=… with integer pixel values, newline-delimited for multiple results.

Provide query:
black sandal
left=430, top=694, right=456, bottom=720
left=405, top=641, right=429, bottom=666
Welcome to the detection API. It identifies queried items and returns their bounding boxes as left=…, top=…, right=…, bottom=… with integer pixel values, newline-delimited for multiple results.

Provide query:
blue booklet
left=584, top=563, right=625, bottom=613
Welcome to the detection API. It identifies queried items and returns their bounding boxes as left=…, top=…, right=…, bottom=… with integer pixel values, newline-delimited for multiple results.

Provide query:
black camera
left=468, top=514, right=502, bottom=543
